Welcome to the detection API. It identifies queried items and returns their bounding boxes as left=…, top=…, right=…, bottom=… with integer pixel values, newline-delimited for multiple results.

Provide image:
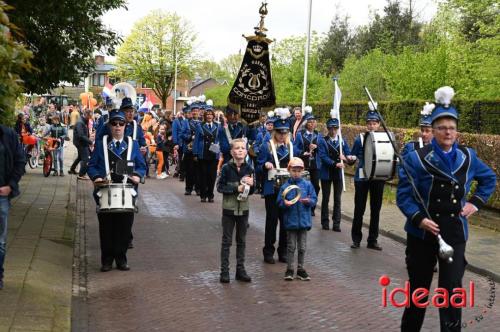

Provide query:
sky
left=102, top=0, right=438, bottom=61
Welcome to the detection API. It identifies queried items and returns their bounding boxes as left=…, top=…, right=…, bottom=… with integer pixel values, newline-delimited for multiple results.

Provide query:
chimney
left=95, top=55, right=105, bottom=65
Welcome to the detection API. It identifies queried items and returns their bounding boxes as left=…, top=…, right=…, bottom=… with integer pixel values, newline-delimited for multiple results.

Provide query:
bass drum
left=363, top=131, right=397, bottom=181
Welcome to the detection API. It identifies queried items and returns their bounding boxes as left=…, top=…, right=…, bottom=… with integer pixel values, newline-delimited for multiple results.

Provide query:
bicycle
left=42, top=137, right=60, bottom=177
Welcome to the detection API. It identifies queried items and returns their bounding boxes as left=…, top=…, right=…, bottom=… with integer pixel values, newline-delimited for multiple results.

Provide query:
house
left=189, top=78, right=228, bottom=96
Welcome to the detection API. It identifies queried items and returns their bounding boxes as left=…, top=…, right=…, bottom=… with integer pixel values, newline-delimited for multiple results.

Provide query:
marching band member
left=172, top=108, right=187, bottom=180
left=397, top=87, right=496, bottom=331
left=295, top=107, right=320, bottom=216
left=401, top=102, right=434, bottom=157
left=318, top=116, right=355, bottom=231
left=219, top=106, right=248, bottom=165
left=87, top=110, right=146, bottom=272
left=257, top=108, right=301, bottom=264
left=350, top=104, right=385, bottom=250
left=181, top=103, right=201, bottom=196
left=193, top=105, right=220, bottom=203
left=254, top=112, right=274, bottom=195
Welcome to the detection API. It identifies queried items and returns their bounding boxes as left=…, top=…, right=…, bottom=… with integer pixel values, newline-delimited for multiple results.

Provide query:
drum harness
left=102, top=135, right=133, bottom=207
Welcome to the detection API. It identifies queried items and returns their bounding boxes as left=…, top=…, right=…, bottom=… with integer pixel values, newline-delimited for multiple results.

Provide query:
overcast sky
left=102, top=0, right=438, bottom=61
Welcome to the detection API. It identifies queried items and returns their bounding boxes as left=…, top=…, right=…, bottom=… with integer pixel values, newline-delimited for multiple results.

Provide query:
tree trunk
left=161, top=93, right=167, bottom=110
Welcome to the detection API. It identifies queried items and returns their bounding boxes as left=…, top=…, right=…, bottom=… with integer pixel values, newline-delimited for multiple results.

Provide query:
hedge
left=275, top=100, right=500, bottom=135
left=333, top=125, right=499, bottom=210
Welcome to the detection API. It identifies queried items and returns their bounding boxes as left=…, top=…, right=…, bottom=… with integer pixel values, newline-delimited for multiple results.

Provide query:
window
left=92, top=74, right=99, bottom=86
left=99, top=74, right=105, bottom=87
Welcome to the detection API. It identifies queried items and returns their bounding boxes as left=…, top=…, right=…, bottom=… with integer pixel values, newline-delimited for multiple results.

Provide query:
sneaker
left=220, top=272, right=230, bottom=283
left=59, top=171, right=64, bottom=176
left=157, top=173, right=168, bottom=179
left=296, top=268, right=311, bottom=281
left=162, top=172, right=169, bottom=178
left=284, top=269, right=294, bottom=281
left=351, top=242, right=360, bottom=249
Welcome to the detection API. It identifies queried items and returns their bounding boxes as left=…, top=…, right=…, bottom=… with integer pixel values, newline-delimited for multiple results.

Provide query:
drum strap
left=270, top=140, right=293, bottom=170
left=102, top=135, right=133, bottom=182
left=132, top=120, right=137, bottom=140
left=359, top=133, right=364, bottom=147
left=418, top=137, right=423, bottom=149
left=103, top=135, right=112, bottom=181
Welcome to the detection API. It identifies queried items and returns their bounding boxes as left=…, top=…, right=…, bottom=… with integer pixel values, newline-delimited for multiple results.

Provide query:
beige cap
left=288, top=157, right=304, bottom=169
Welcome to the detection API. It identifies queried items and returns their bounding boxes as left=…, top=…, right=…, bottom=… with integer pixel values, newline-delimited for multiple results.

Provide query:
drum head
left=363, top=132, right=376, bottom=179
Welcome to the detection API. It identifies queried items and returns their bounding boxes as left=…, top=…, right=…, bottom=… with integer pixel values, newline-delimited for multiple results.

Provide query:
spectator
left=0, top=121, right=26, bottom=289
left=70, top=110, right=93, bottom=179
left=70, top=106, right=81, bottom=129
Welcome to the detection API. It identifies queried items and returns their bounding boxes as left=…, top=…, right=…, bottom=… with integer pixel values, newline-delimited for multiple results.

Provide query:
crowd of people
left=4, top=86, right=497, bottom=332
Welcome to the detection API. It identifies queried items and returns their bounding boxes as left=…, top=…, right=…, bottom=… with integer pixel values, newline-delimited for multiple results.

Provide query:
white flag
left=333, top=80, right=342, bottom=118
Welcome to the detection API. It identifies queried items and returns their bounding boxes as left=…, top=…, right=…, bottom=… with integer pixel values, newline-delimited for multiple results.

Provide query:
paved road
left=75, top=177, right=499, bottom=332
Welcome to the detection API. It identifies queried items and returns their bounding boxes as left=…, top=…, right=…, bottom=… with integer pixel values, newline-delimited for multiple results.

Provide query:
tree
left=352, top=0, right=422, bottom=56
left=6, top=0, right=125, bottom=93
left=0, top=2, right=32, bottom=125
left=192, top=60, right=224, bottom=80
left=112, top=11, right=197, bottom=109
left=317, top=14, right=353, bottom=76
left=219, top=53, right=243, bottom=81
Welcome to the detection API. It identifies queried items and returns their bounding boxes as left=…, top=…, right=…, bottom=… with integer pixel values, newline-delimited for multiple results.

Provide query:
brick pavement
left=0, top=143, right=76, bottom=332
left=75, top=177, right=499, bottom=332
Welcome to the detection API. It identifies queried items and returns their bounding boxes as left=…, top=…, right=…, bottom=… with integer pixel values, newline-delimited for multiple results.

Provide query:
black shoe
left=59, top=171, right=64, bottom=177
left=128, top=241, right=134, bottom=249
left=184, top=191, right=192, bottom=195
left=284, top=269, right=294, bottom=281
left=322, top=225, right=329, bottom=230
left=195, top=191, right=200, bottom=196
left=263, top=256, right=275, bottom=264
left=201, top=198, right=206, bottom=203
left=351, top=242, right=360, bottom=249
left=68, top=169, right=77, bottom=175
left=116, top=263, right=130, bottom=271
left=278, top=256, right=287, bottom=263
left=100, top=264, right=112, bottom=272
left=173, top=173, right=179, bottom=178
left=296, top=268, right=311, bottom=281
left=179, top=177, right=185, bottom=182
left=235, top=270, right=252, bottom=282
left=220, top=272, right=230, bottom=283
left=367, top=243, right=383, bottom=251
left=311, top=210, right=315, bottom=216
left=208, top=198, right=214, bottom=203
left=332, top=226, right=341, bottom=232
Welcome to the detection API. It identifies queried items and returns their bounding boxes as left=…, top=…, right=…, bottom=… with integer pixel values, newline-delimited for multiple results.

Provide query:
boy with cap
left=277, top=157, right=317, bottom=281
left=216, top=138, right=255, bottom=283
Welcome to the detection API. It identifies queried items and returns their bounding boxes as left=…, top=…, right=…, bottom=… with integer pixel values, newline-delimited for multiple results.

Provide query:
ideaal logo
left=379, top=275, right=475, bottom=308
left=379, top=275, right=496, bottom=329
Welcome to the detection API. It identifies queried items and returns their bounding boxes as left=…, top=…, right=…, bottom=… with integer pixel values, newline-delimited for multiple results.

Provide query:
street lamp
left=173, top=49, right=179, bottom=115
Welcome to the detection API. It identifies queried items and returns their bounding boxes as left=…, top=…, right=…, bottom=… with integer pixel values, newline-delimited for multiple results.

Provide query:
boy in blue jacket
left=277, top=157, right=317, bottom=281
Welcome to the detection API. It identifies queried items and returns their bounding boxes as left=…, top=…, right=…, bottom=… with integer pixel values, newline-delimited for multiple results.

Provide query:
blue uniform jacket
left=0, top=125, right=25, bottom=199
left=87, top=137, right=147, bottom=181
left=172, top=117, right=186, bottom=147
left=397, top=144, right=496, bottom=243
left=253, top=131, right=271, bottom=156
left=277, top=177, right=317, bottom=230
left=318, top=134, right=352, bottom=181
left=295, top=130, right=321, bottom=170
left=351, top=134, right=368, bottom=181
left=219, top=122, right=248, bottom=157
left=257, top=140, right=301, bottom=196
left=193, top=122, right=220, bottom=160
left=180, top=119, right=200, bottom=153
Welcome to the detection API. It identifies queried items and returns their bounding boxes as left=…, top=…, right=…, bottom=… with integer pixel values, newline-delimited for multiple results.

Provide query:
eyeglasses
left=111, top=121, right=126, bottom=127
left=435, top=126, right=457, bottom=132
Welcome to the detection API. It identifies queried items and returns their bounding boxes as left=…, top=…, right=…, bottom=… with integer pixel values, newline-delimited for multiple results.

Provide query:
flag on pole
left=102, top=81, right=113, bottom=98
left=332, top=79, right=346, bottom=191
left=138, top=97, right=153, bottom=113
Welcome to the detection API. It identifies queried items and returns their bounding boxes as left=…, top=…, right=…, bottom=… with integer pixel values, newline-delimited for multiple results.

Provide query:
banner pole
left=301, top=0, right=313, bottom=110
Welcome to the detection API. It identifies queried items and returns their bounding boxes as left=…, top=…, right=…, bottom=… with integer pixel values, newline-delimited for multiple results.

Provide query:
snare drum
left=363, top=131, right=397, bottom=180
left=96, top=183, right=137, bottom=213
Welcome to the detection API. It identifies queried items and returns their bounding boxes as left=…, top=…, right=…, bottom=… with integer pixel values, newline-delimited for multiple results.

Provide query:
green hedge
left=275, top=100, right=500, bottom=135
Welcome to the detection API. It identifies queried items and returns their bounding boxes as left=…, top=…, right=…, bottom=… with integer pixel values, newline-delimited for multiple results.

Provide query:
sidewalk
left=318, top=177, right=500, bottom=281
left=0, top=142, right=77, bottom=332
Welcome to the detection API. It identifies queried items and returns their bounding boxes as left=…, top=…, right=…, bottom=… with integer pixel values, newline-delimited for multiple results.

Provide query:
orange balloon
left=90, top=98, right=97, bottom=109
left=80, top=92, right=89, bottom=106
